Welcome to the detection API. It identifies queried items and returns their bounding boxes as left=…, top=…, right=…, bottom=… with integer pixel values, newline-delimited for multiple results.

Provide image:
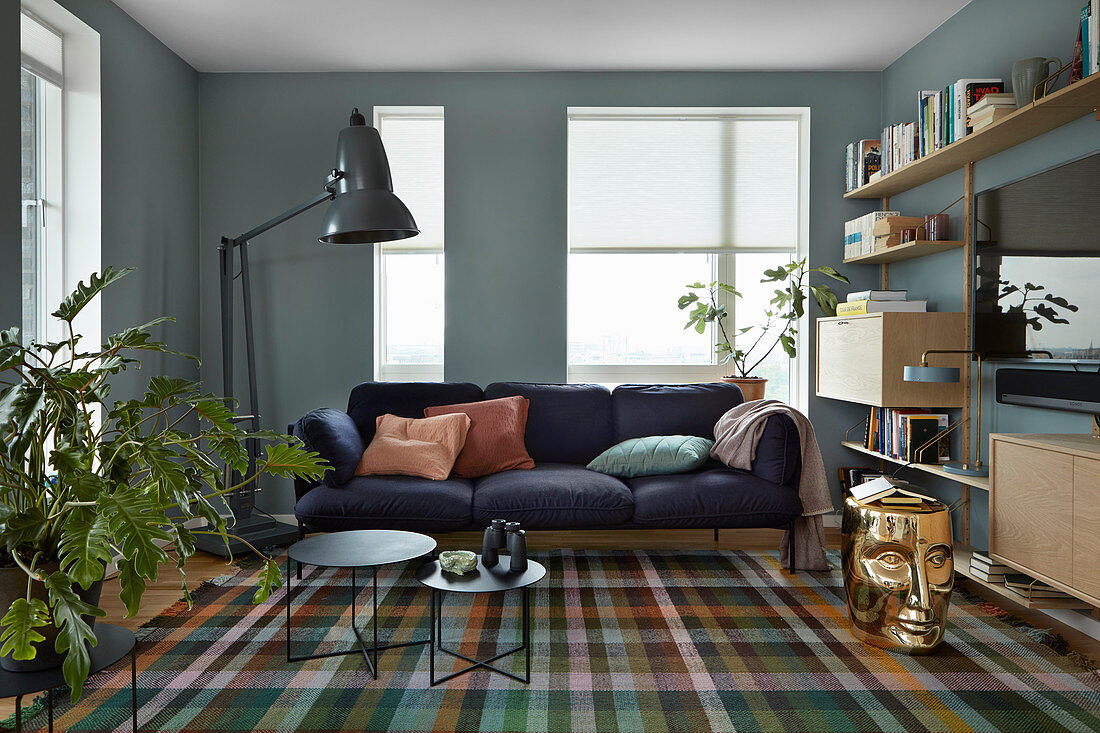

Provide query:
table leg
left=14, top=694, right=20, bottom=733
left=47, top=687, right=52, bottom=732
left=524, top=587, right=531, bottom=683
left=429, top=589, right=436, bottom=683
left=285, top=555, right=292, bottom=663
left=372, top=566, right=379, bottom=678
left=132, top=642, right=138, bottom=732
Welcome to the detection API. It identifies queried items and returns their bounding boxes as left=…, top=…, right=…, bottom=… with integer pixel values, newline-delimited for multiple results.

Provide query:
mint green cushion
left=586, top=435, right=715, bottom=478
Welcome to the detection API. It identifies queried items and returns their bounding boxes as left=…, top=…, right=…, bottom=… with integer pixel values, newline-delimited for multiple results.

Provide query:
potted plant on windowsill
left=0, top=267, right=326, bottom=702
left=677, top=258, right=849, bottom=401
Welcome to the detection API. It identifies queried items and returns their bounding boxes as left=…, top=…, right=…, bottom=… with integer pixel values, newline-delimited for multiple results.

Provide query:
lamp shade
left=903, top=365, right=961, bottom=383
left=318, top=112, right=419, bottom=244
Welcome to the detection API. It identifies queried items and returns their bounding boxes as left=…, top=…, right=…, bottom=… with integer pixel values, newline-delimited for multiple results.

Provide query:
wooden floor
left=3, top=527, right=1097, bottom=720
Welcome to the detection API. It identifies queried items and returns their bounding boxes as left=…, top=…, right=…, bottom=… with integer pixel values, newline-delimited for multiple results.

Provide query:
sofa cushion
left=587, top=435, right=714, bottom=479
left=346, top=381, right=483, bottom=444
left=611, top=383, right=744, bottom=443
left=356, top=413, right=472, bottom=480
left=424, top=396, right=536, bottom=478
left=472, top=463, right=633, bottom=528
left=627, top=464, right=802, bottom=529
left=484, top=383, right=613, bottom=464
left=295, top=408, right=365, bottom=488
left=295, top=474, right=474, bottom=532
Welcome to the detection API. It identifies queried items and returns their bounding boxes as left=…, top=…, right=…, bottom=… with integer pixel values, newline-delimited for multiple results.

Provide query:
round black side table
left=286, top=529, right=437, bottom=679
left=416, top=557, right=545, bottom=685
left=0, top=623, right=137, bottom=732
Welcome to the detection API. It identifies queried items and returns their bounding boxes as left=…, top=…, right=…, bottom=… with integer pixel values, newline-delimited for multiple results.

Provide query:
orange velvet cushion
left=423, top=396, right=536, bottom=478
left=355, top=413, right=471, bottom=481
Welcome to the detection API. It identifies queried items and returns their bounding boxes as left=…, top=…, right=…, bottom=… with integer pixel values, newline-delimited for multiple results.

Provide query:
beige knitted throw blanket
left=711, top=399, right=833, bottom=571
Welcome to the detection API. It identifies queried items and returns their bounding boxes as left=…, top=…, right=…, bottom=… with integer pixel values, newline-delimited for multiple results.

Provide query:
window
left=20, top=11, right=64, bottom=346
left=567, top=108, right=808, bottom=404
left=374, top=107, right=445, bottom=381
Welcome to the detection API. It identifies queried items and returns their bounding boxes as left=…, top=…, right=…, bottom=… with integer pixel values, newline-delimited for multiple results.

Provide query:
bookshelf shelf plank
left=841, top=440, right=990, bottom=490
left=954, top=544, right=1094, bottom=610
left=844, top=73, right=1100, bottom=199
left=843, top=240, right=963, bottom=265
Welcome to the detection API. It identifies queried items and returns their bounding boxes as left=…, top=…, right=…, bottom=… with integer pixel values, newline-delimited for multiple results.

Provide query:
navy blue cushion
left=626, top=465, right=802, bottom=528
left=294, top=475, right=474, bottom=532
left=472, top=463, right=633, bottom=528
left=294, top=408, right=365, bottom=488
left=751, top=414, right=802, bottom=487
left=484, top=383, right=613, bottom=464
left=611, top=383, right=744, bottom=443
left=346, top=381, right=483, bottom=444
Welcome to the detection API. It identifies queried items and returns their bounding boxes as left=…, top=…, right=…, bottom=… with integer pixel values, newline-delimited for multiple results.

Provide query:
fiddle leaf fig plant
left=0, top=267, right=327, bottom=701
left=678, top=258, right=849, bottom=378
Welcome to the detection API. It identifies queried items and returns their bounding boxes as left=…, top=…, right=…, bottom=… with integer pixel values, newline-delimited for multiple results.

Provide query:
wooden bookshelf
left=841, top=440, right=989, bottom=491
left=843, top=239, right=963, bottom=265
left=845, top=73, right=1100, bottom=199
left=954, top=543, right=1093, bottom=610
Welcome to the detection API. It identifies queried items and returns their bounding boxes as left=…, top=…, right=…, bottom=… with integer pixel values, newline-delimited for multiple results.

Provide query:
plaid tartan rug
left=20, top=550, right=1100, bottom=732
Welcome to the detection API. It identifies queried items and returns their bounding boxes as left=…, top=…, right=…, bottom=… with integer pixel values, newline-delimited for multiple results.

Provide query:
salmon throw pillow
left=355, top=413, right=471, bottom=481
left=423, top=396, right=536, bottom=478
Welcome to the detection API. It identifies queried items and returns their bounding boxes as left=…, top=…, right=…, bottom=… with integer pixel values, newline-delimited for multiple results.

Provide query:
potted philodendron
left=678, top=258, right=849, bottom=401
left=0, top=268, right=326, bottom=702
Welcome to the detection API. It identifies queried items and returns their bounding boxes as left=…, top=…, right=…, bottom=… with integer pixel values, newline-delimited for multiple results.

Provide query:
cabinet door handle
left=836, top=321, right=849, bottom=326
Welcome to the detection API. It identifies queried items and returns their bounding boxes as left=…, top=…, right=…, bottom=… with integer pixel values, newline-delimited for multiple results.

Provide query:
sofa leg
left=713, top=528, right=719, bottom=544
left=787, top=521, right=797, bottom=574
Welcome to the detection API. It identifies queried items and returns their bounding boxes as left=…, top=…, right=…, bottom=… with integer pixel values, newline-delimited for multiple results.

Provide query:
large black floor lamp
left=198, top=108, right=419, bottom=556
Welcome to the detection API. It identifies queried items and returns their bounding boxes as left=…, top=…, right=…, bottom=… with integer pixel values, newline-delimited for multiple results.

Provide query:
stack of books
left=862, top=406, right=949, bottom=463
left=967, top=93, right=1016, bottom=132
left=843, top=212, right=898, bottom=259
left=1084, top=2, right=1099, bottom=78
left=1004, top=573, right=1078, bottom=602
left=968, top=552, right=1013, bottom=583
left=844, top=139, right=881, bottom=192
left=850, top=476, right=935, bottom=507
left=836, top=289, right=927, bottom=315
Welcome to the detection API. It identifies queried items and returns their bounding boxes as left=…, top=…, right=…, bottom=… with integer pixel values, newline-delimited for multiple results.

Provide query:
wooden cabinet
left=816, top=312, right=966, bottom=407
left=990, top=434, right=1100, bottom=606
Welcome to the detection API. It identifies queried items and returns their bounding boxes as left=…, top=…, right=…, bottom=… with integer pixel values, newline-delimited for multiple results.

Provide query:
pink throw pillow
left=423, top=396, right=535, bottom=478
left=355, top=413, right=471, bottom=481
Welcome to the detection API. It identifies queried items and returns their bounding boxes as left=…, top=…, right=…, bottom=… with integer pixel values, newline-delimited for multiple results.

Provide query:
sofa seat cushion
left=295, top=475, right=474, bottom=532
left=472, top=463, right=633, bottom=528
left=627, top=465, right=802, bottom=529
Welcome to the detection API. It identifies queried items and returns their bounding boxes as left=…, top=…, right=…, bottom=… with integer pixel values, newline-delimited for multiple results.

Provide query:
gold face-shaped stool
left=841, top=496, right=953, bottom=654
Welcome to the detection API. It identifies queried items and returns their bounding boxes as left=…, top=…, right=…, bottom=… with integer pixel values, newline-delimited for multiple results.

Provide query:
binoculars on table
left=481, top=519, right=528, bottom=573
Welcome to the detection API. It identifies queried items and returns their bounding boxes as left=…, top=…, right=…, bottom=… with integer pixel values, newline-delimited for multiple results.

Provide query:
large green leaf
left=253, top=557, right=283, bottom=604
left=97, top=489, right=172, bottom=580
left=59, top=509, right=112, bottom=590
left=44, top=571, right=104, bottom=703
left=52, top=267, right=133, bottom=323
left=115, top=557, right=147, bottom=618
left=142, top=376, right=199, bottom=407
left=1, top=507, right=49, bottom=553
left=257, top=442, right=327, bottom=481
left=0, top=597, right=50, bottom=661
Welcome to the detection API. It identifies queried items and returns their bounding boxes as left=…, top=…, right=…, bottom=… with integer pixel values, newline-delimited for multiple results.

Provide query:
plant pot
left=720, top=376, right=768, bottom=401
left=0, top=564, right=104, bottom=672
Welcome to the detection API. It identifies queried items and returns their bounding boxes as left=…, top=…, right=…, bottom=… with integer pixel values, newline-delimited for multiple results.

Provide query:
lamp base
left=194, top=515, right=301, bottom=558
left=942, top=462, right=989, bottom=478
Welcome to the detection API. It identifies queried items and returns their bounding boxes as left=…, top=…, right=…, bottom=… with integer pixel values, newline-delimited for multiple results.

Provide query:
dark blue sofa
left=290, top=382, right=803, bottom=545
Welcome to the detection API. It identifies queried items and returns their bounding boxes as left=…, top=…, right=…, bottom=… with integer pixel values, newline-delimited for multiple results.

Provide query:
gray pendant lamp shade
left=318, top=109, right=420, bottom=244
left=903, top=365, right=961, bottom=383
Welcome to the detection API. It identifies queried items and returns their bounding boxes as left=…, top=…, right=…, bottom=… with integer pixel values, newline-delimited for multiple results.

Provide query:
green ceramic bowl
left=439, top=550, right=478, bottom=575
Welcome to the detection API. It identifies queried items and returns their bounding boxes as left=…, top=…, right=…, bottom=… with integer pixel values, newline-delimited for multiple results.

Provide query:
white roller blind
left=21, top=11, right=63, bottom=87
left=376, top=110, right=444, bottom=253
left=568, top=114, right=799, bottom=252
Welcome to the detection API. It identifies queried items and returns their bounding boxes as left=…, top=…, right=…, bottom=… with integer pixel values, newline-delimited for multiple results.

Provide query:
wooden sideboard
left=990, top=433, right=1100, bottom=607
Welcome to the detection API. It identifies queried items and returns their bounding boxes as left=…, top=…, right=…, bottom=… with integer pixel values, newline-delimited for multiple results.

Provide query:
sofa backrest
left=346, top=381, right=484, bottom=444
left=485, top=382, right=613, bottom=465
left=611, top=383, right=744, bottom=443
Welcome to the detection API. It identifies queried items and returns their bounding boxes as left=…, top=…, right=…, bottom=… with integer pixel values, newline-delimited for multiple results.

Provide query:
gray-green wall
left=880, top=0, right=1099, bottom=549
left=2, top=0, right=201, bottom=396
left=199, top=72, right=882, bottom=512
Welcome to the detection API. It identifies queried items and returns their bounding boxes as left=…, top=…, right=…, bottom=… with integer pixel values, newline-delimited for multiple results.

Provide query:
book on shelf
left=970, top=552, right=1013, bottom=573
left=862, top=407, right=949, bottom=462
left=844, top=139, right=881, bottom=191
left=1004, top=574, right=1077, bottom=600
left=956, top=79, right=1004, bottom=137
left=968, top=566, right=1008, bottom=583
left=905, top=414, right=949, bottom=463
left=836, top=299, right=928, bottom=315
left=872, top=215, right=927, bottom=248
left=1087, top=1, right=1100, bottom=77
left=846, top=289, right=908, bottom=302
left=839, top=466, right=890, bottom=496
left=970, top=107, right=1013, bottom=132
left=843, top=210, right=898, bottom=259
left=967, top=93, right=1015, bottom=114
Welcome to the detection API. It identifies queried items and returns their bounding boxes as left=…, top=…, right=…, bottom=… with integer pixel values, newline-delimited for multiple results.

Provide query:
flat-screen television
left=974, top=150, right=1100, bottom=362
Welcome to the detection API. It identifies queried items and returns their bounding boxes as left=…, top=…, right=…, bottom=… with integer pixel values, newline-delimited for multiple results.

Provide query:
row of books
left=968, top=93, right=1016, bottom=133
left=863, top=407, right=950, bottom=464
left=1084, top=2, right=1100, bottom=78
left=836, top=288, right=927, bottom=315
left=969, top=553, right=1078, bottom=601
left=844, top=139, right=881, bottom=191
left=843, top=210, right=896, bottom=258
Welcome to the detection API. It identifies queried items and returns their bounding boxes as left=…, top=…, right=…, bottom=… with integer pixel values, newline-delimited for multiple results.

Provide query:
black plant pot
left=0, top=564, right=104, bottom=672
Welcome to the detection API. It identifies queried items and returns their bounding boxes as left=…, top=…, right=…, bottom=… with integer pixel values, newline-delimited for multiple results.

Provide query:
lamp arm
left=222, top=178, right=340, bottom=248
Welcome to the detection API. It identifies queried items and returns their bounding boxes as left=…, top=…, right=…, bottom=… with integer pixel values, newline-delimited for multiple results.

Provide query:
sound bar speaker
left=996, top=368, right=1100, bottom=415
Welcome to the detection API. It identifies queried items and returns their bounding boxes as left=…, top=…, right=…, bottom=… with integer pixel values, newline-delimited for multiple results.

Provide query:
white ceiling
left=111, top=0, right=972, bottom=73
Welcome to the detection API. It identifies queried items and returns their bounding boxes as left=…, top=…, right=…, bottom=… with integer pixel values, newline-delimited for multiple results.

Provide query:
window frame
left=565, top=107, right=810, bottom=408
left=372, top=106, right=445, bottom=383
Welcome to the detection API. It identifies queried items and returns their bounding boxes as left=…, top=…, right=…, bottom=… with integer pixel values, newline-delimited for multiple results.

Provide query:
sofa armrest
left=291, top=408, right=365, bottom=494
left=749, top=414, right=801, bottom=488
